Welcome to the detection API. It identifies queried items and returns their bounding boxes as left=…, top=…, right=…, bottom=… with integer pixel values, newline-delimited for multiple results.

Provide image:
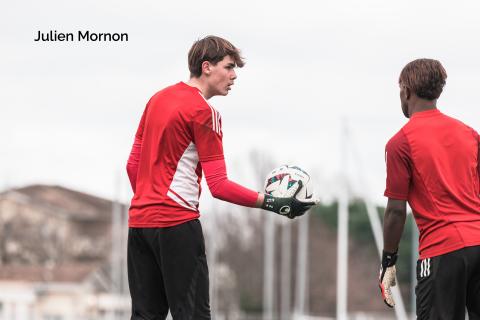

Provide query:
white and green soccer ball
left=264, top=165, right=314, bottom=201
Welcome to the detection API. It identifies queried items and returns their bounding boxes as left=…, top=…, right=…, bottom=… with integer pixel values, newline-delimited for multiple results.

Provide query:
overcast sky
left=2, top=0, right=480, bottom=206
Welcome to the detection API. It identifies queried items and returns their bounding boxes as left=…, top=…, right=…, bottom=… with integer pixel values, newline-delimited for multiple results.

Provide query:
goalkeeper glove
left=379, top=250, right=398, bottom=308
left=261, top=181, right=316, bottom=219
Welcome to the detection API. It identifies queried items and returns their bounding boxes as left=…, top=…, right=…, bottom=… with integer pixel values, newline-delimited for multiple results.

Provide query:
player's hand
left=261, top=181, right=317, bottom=219
left=379, top=250, right=398, bottom=308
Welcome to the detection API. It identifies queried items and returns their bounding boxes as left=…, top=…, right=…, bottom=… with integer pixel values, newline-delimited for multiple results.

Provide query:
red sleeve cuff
left=384, top=190, right=408, bottom=201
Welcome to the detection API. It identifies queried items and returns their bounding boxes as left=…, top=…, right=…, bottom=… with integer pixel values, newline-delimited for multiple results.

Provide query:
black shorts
left=127, top=219, right=210, bottom=320
left=416, top=245, right=480, bottom=320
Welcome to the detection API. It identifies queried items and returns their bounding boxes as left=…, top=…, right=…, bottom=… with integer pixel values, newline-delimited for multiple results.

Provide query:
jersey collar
left=410, top=108, right=441, bottom=119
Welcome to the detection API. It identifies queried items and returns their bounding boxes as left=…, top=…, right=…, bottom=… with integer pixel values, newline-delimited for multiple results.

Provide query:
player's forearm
left=210, top=179, right=259, bottom=207
left=383, top=200, right=407, bottom=253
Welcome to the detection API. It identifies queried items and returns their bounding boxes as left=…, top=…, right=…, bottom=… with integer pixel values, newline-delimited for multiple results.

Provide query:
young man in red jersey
left=379, top=59, right=480, bottom=319
left=126, top=36, right=315, bottom=320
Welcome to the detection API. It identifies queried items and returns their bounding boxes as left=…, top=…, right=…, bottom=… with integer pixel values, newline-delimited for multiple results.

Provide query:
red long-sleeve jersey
left=127, top=82, right=258, bottom=227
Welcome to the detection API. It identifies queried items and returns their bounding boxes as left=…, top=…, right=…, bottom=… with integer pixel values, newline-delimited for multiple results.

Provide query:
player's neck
left=186, top=78, right=213, bottom=100
left=408, top=99, right=437, bottom=117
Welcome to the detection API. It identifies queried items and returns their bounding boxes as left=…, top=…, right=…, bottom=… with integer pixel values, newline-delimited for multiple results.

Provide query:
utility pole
left=294, top=213, right=309, bottom=317
left=336, top=119, right=349, bottom=320
left=263, top=212, right=275, bottom=320
left=280, top=221, right=291, bottom=320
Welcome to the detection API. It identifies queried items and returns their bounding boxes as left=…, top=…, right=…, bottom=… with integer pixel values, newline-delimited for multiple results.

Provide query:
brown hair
left=188, top=36, right=245, bottom=78
left=399, top=59, right=447, bottom=100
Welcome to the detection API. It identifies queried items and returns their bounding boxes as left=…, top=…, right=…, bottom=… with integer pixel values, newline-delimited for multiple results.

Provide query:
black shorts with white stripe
left=415, top=245, right=480, bottom=320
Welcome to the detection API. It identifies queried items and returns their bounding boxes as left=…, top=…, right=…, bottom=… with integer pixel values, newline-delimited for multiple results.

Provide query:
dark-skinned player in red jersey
left=379, top=59, right=480, bottom=319
left=126, top=36, right=316, bottom=320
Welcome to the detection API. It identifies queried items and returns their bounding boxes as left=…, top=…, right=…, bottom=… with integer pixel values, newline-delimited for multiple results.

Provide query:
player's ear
left=201, top=61, right=211, bottom=76
left=404, top=86, right=411, bottom=100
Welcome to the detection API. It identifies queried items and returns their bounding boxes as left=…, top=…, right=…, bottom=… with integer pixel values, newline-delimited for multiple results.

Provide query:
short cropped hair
left=188, top=36, right=245, bottom=78
left=399, top=59, right=447, bottom=100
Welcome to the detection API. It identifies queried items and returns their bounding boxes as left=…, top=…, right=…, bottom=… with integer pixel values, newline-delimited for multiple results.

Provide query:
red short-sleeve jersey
left=385, top=109, right=480, bottom=259
left=128, top=82, right=224, bottom=227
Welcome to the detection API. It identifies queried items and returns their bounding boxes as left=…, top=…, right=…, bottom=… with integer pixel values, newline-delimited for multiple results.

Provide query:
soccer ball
left=264, top=165, right=314, bottom=201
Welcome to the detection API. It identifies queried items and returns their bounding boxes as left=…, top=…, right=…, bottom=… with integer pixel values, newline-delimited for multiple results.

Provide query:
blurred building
left=0, top=185, right=129, bottom=320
